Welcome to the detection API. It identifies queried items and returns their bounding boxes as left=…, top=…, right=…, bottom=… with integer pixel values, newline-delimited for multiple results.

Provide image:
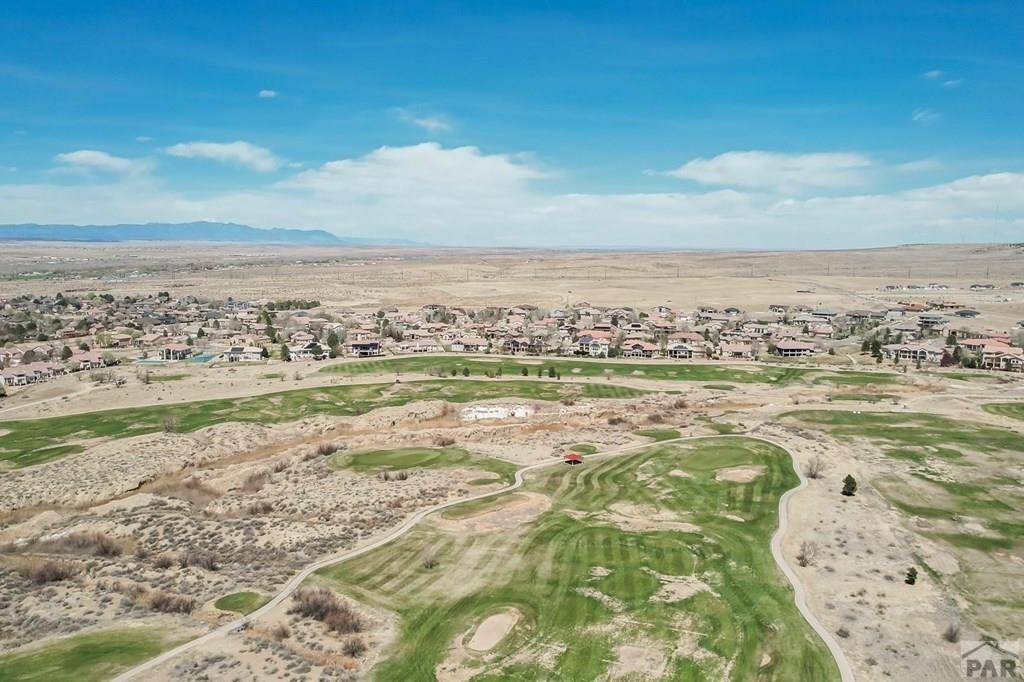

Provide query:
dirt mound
left=714, top=465, right=765, bottom=483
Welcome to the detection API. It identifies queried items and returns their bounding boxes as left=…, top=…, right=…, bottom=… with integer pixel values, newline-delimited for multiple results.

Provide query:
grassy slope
left=214, top=591, right=270, bottom=614
left=320, top=355, right=817, bottom=385
left=316, top=437, right=838, bottom=681
left=782, top=409, right=1024, bottom=635
left=330, top=446, right=518, bottom=485
left=982, top=402, right=1024, bottom=422
left=0, top=628, right=175, bottom=681
left=0, top=379, right=646, bottom=468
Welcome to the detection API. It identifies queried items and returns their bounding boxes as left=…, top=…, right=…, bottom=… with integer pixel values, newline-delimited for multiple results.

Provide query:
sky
left=1, top=1, right=1022, bottom=248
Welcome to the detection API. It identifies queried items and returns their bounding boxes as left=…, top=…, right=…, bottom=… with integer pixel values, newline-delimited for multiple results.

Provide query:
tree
left=261, top=345, right=270, bottom=359
left=946, top=332, right=958, bottom=346
left=547, top=366, right=556, bottom=378
left=796, top=541, right=818, bottom=567
left=280, top=344, right=291, bottom=361
left=326, top=331, right=339, bottom=350
left=905, top=567, right=918, bottom=585
left=521, top=366, right=529, bottom=377
left=185, top=335, right=194, bottom=346
left=841, top=474, right=858, bottom=497
left=196, top=327, right=206, bottom=338
left=804, top=455, right=825, bottom=479
left=0, top=383, right=6, bottom=398
left=60, top=345, right=73, bottom=361
left=461, top=367, right=470, bottom=377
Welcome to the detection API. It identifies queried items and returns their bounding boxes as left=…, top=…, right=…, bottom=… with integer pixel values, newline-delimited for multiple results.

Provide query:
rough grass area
left=0, top=628, right=175, bottom=681
left=0, top=379, right=647, bottom=468
left=214, top=591, right=270, bottom=614
left=982, top=402, right=1024, bottom=422
left=702, top=383, right=735, bottom=391
left=829, top=393, right=898, bottom=403
left=330, top=446, right=518, bottom=485
left=315, top=437, right=838, bottom=681
left=782, top=409, right=1024, bottom=637
left=810, top=370, right=898, bottom=386
left=320, top=355, right=818, bottom=385
left=632, top=428, right=681, bottom=442
left=147, top=373, right=187, bottom=382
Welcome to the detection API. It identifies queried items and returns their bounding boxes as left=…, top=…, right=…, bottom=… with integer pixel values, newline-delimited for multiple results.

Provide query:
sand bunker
left=460, top=404, right=535, bottom=421
left=600, top=502, right=700, bottom=534
left=668, top=469, right=693, bottom=478
left=608, top=644, right=667, bottom=680
left=646, top=567, right=719, bottom=603
left=435, top=493, right=550, bottom=533
left=467, top=609, right=520, bottom=652
left=715, top=465, right=765, bottom=483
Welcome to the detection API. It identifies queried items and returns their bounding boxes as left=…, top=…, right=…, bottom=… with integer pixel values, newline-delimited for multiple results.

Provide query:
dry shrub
left=151, top=477, right=220, bottom=507
left=153, top=553, right=175, bottom=569
left=942, top=623, right=961, bottom=643
left=271, top=460, right=290, bottom=473
left=14, top=531, right=123, bottom=558
left=607, top=415, right=626, bottom=426
left=672, top=397, right=688, bottom=409
left=241, top=470, right=272, bottom=493
left=432, top=435, right=455, bottom=447
left=289, top=587, right=364, bottom=634
left=379, top=471, right=409, bottom=482
left=163, top=414, right=181, bottom=433
left=270, top=623, right=291, bottom=641
left=804, top=456, right=826, bottom=480
left=796, top=541, right=818, bottom=567
left=245, top=500, right=274, bottom=515
left=316, top=442, right=342, bottom=457
left=149, top=590, right=196, bottom=614
left=645, top=412, right=665, bottom=424
left=18, top=558, right=80, bottom=584
left=180, top=551, right=219, bottom=571
left=342, top=636, right=367, bottom=657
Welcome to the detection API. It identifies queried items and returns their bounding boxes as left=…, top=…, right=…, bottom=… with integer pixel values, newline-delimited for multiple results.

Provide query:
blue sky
left=1, top=1, right=1021, bottom=247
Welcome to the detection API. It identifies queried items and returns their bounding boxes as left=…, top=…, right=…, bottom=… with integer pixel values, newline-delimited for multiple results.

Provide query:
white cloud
left=659, top=150, right=871, bottom=193
left=53, top=149, right=150, bottom=175
left=394, top=108, right=454, bottom=133
left=164, top=140, right=282, bottom=172
left=922, top=69, right=944, bottom=79
left=895, top=159, right=941, bottom=173
left=135, top=136, right=153, bottom=143
left=5, top=144, right=1022, bottom=249
left=942, top=79, right=963, bottom=88
left=912, top=107, right=940, bottom=124
left=258, top=89, right=278, bottom=99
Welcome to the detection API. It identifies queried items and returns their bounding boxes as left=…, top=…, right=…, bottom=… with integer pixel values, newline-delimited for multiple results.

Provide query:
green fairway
left=0, top=379, right=647, bottom=468
left=321, top=355, right=817, bottom=385
left=810, top=370, right=898, bottom=386
left=214, top=591, right=270, bottom=614
left=0, top=628, right=175, bottom=681
left=633, top=428, right=681, bottom=442
left=330, top=446, right=518, bottom=485
left=314, top=437, right=838, bottom=681
left=982, top=402, right=1024, bottom=421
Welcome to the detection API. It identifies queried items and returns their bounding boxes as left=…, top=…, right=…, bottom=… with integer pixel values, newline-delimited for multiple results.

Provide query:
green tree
left=905, top=567, right=918, bottom=585
left=196, top=327, right=206, bottom=338
left=261, top=346, right=270, bottom=359
left=60, top=345, right=73, bottom=361
left=520, top=366, right=528, bottom=376
left=281, top=344, right=291, bottom=361
left=547, top=366, right=556, bottom=378
left=461, top=367, right=470, bottom=377
left=841, top=474, right=858, bottom=497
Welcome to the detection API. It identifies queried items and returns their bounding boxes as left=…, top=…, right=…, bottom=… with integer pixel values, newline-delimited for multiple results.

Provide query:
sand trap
left=646, top=567, right=719, bottom=603
left=668, top=469, right=693, bottom=478
left=589, top=566, right=612, bottom=578
left=435, top=492, right=551, bottom=533
left=608, top=644, right=667, bottom=679
left=460, top=404, right=535, bottom=421
left=467, top=609, right=520, bottom=652
left=715, top=465, right=765, bottom=483
left=723, top=513, right=745, bottom=522
left=601, top=502, right=700, bottom=534
left=577, top=587, right=626, bottom=612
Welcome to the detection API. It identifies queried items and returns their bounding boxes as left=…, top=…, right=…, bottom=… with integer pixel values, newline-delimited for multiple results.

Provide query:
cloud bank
left=4, top=143, right=1021, bottom=249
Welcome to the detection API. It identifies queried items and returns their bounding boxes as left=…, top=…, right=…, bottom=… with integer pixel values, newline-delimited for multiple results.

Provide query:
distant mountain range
left=0, top=222, right=419, bottom=246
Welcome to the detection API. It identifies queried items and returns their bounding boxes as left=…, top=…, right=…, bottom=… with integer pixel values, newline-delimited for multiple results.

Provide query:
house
left=70, top=351, right=106, bottom=370
left=347, top=339, right=383, bottom=357
left=160, top=344, right=194, bottom=361
left=0, top=368, right=30, bottom=386
left=773, top=340, right=818, bottom=358
left=223, top=346, right=264, bottom=362
left=451, top=336, right=488, bottom=353
left=955, top=309, right=980, bottom=318
left=289, top=341, right=328, bottom=361
left=981, top=347, right=1024, bottom=372
left=720, top=342, right=754, bottom=359
left=577, top=334, right=611, bottom=358
left=620, top=341, right=658, bottom=358
left=664, top=341, right=698, bottom=359
left=881, top=343, right=945, bottom=363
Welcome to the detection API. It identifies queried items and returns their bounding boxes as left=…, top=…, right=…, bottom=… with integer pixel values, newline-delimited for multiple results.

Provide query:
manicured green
left=569, top=443, right=598, bottom=455
left=633, top=428, right=681, bottom=442
left=321, top=355, right=817, bottom=385
left=0, top=380, right=647, bottom=468
left=147, top=373, right=187, bottom=382
left=0, top=628, right=174, bottom=681
left=214, top=591, right=269, bottom=614
left=316, top=437, right=838, bottom=681
left=983, top=402, right=1024, bottom=422
left=330, top=446, right=518, bottom=485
